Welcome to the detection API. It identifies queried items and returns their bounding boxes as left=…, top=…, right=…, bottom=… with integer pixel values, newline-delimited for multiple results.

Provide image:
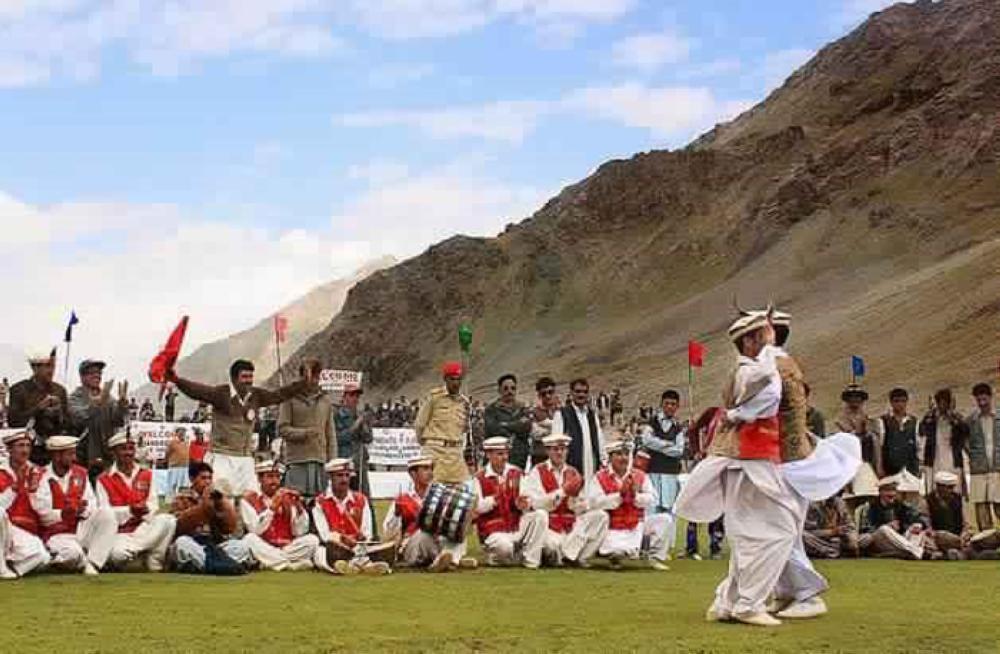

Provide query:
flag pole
left=62, top=342, right=71, bottom=386
left=274, top=316, right=285, bottom=387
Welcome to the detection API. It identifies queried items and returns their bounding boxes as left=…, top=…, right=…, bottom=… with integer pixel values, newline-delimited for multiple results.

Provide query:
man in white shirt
left=522, top=433, right=608, bottom=567
left=588, top=440, right=670, bottom=570
left=95, top=431, right=176, bottom=572
left=552, top=378, right=606, bottom=490
left=311, top=458, right=389, bottom=575
left=473, top=437, right=547, bottom=568
left=31, top=435, right=117, bottom=575
left=0, top=429, right=51, bottom=579
left=240, top=460, right=319, bottom=571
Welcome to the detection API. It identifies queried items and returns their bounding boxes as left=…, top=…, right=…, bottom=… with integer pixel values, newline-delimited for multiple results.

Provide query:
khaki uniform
left=415, top=388, right=470, bottom=484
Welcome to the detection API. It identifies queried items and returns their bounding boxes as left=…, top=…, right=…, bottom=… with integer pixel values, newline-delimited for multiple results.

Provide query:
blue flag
left=851, top=355, right=865, bottom=378
left=64, top=311, right=79, bottom=343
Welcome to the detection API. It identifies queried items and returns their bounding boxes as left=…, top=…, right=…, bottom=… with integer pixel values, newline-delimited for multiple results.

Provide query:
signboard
left=130, top=421, right=211, bottom=463
left=368, top=427, right=421, bottom=466
left=319, top=369, right=363, bottom=393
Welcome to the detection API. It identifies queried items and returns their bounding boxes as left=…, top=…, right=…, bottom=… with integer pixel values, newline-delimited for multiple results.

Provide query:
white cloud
left=338, top=100, right=550, bottom=144
left=611, top=31, right=693, bottom=72
left=366, top=62, right=435, bottom=88
left=675, top=58, right=742, bottom=80
left=762, top=48, right=815, bottom=91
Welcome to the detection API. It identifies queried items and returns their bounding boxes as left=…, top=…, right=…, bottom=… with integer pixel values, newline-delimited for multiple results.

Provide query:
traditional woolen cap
left=603, top=440, right=630, bottom=455
left=933, top=470, right=959, bottom=486
left=45, top=435, right=79, bottom=451
left=324, top=458, right=354, bottom=473
left=841, top=384, right=869, bottom=402
left=769, top=309, right=791, bottom=327
left=255, top=459, right=285, bottom=475
left=1, top=429, right=31, bottom=445
left=106, top=430, right=133, bottom=449
left=728, top=312, right=769, bottom=342
left=442, top=361, right=464, bottom=378
left=407, top=456, right=434, bottom=470
left=877, top=474, right=900, bottom=489
left=897, top=469, right=922, bottom=493
left=483, top=437, right=510, bottom=451
left=27, top=348, right=55, bottom=364
left=542, top=433, right=571, bottom=447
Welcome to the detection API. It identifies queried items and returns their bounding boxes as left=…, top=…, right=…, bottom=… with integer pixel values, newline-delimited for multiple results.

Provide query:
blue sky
left=0, top=0, right=896, bottom=383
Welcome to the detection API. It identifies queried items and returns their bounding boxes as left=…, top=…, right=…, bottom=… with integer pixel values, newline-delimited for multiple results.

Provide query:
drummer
left=311, top=458, right=390, bottom=576
left=383, top=456, right=476, bottom=572
left=473, top=437, right=547, bottom=569
left=522, top=433, right=609, bottom=567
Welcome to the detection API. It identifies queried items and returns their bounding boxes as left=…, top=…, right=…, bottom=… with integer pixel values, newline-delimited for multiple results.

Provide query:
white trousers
left=773, top=493, right=829, bottom=603
left=546, top=510, right=609, bottom=564
left=243, top=533, right=320, bottom=571
left=399, top=531, right=466, bottom=567
left=0, top=515, right=50, bottom=576
left=46, top=507, right=118, bottom=572
left=482, top=509, right=547, bottom=568
left=108, top=515, right=177, bottom=572
left=598, top=513, right=672, bottom=562
left=713, top=468, right=799, bottom=616
left=171, top=535, right=252, bottom=571
left=205, top=452, right=259, bottom=496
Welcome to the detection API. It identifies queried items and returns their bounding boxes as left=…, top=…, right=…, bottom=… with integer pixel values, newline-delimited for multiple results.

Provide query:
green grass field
left=5, top=557, right=1000, bottom=654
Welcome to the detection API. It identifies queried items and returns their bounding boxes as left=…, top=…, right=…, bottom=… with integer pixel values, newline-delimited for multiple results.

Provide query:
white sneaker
left=776, top=597, right=828, bottom=620
left=690, top=553, right=703, bottom=561
left=648, top=560, right=670, bottom=571
left=734, top=611, right=782, bottom=627
left=0, top=568, right=17, bottom=581
left=83, top=562, right=100, bottom=577
left=705, top=605, right=731, bottom=622
left=429, top=552, right=454, bottom=573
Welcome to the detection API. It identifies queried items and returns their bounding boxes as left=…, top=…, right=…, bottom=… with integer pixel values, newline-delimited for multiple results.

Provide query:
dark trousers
left=686, top=517, right=725, bottom=556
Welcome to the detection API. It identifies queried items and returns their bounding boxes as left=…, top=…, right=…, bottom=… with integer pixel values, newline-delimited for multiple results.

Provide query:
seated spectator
left=857, top=476, right=929, bottom=560
left=804, top=492, right=858, bottom=559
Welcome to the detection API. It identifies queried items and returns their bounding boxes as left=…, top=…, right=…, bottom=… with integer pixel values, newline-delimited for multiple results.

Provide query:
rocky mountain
left=137, top=257, right=394, bottom=409
left=278, top=0, right=1000, bottom=416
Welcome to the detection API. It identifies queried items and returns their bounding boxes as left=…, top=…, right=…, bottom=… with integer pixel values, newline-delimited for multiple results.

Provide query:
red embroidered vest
left=40, top=465, right=90, bottom=541
left=537, top=464, right=581, bottom=534
left=597, top=468, right=646, bottom=531
left=475, top=467, right=522, bottom=539
left=393, top=492, right=422, bottom=537
left=316, top=492, right=366, bottom=540
left=244, top=490, right=295, bottom=547
left=737, top=416, right=781, bottom=461
left=97, top=468, right=154, bottom=534
left=0, top=464, right=43, bottom=535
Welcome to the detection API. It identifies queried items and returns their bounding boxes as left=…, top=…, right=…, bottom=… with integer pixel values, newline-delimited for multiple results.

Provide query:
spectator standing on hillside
left=67, top=359, right=129, bottom=483
left=484, top=374, right=532, bottom=470
left=552, top=378, right=605, bottom=490
left=8, top=349, right=68, bottom=464
left=920, top=389, right=969, bottom=496
left=967, top=383, right=1000, bottom=531
left=610, top=389, right=624, bottom=428
left=334, top=382, right=375, bottom=535
left=595, top=391, right=610, bottom=427
left=278, top=358, right=334, bottom=501
left=835, top=385, right=880, bottom=498
left=876, top=388, right=920, bottom=478
left=529, top=377, right=560, bottom=467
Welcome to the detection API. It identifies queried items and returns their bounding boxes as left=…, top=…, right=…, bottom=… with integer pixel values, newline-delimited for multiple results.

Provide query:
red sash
left=0, top=465, right=42, bottom=535
left=97, top=468, right=154, bottom=534
left=475, top=468, right=522, bottom=539
left=316, top=492, right=366, bottom=540
left=597, top=468, right=645, bottom=531
left=40, top=465, right=89, bottom=542
left=738, top=416, right=781, bottom=461
left=244, top=490, right=295, bottom=547
left=537, top=464, right=580, bottom=534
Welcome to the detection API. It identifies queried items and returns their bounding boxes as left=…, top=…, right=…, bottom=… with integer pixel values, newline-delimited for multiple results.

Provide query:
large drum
left=418, top=482, right=474, bottom=543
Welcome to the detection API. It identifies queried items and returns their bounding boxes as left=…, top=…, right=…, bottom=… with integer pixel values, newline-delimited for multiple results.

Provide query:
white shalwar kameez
left=32, top=465, right=118, bottom=572
left=240, top=497, right=319, bottom=571
left=521, top=463, right=609, bottom=564
left=587, top=469, right=671, bottom=562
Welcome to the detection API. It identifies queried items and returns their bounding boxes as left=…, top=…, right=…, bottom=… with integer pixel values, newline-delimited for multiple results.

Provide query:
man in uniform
left=311, top=458, right=389, bottom=575
left=240, top=460, right=318, bottom=571
left=522, top=433, right=608, bottom=567
left=415, top=362, right=470, bottom=485
left=8, top=349, right=68, bottom=464
left=473, top=437, right=547, bottom=569
left=96, top=430, right=176, bottom=571
left=169, top=461, right=251, bottom=574
left=0, top=429, right=51, bottom=578
left=383, top=456, right=473, bottom=572
left=31, top=435, right=117, bottom=575
left=588, top=440, right=670, bottom=570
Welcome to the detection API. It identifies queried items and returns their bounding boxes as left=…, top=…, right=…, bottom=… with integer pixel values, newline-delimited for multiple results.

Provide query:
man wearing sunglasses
left=484, top=374, right=532, bottom=471
left=529, top=377, right=560, bottom=467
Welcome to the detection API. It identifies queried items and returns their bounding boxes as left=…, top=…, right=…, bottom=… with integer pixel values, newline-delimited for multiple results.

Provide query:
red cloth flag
left=148, top=316, right=189, bottom=384
left=274, top=314, right=289, bottom=344
left=688, top=340, right=706, bottom=368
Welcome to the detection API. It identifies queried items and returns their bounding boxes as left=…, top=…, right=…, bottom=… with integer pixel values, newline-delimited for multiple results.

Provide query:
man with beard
left=240, top=460, right=319, bottom=571
left=920, top=389, right=969, bottom=496
left=835, top=385, right=880, bottom=498
left=312, top=458, right=389, bottom=575
left=0, top=429, right=51, bottom=578
left=552, top=378, right=605, bottom=492
left=529, top=377, right=560, bottom=467
left=8, top=349, right=68, bottom=464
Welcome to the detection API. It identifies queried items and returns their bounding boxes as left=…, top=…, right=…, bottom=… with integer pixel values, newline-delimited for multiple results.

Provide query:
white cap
left=27, top=348, right=55, bottom=364
left=324, top=458, right=354, bottom=473
left=106, top=430, right=132, bottom=449
left=1, top=429, right=31, bottom=446
left=897, top=469, right=922, bottom=493
left=603, top=440, right=630, bottom=455
left=483, top=437, right=510, bottom=451
left=45, top=435, right=79, bottom=451
left=933, top=470, right=959, bottom=486
left=255, top=460, right=285, bottom=475
left=542, top=433, right=571, bottom=447
left=407, top=456, right=434, bottom=470
left=728, top=312, right=769, bottom=342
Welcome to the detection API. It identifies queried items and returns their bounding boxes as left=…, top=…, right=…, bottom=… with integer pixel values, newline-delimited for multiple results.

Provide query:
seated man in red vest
left=0, top=429, right=51, bottom=579
left=240, top=460, right=319, bottom=571
left=523, top=433, right=608, bottom=567
left=96, top=430, right=176, bottom=572
left=587, top=440, right=670, bottom=570
left=383, top=456, right=474, bottom=572
left=31, top=435, right=117, bottom=575
left=312, top=458, right=389, bottom=575
left=473, top=437, right=547, bottom=569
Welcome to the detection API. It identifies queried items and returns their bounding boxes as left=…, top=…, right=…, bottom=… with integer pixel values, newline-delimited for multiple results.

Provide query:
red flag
left=688, top=340, right=706, bottom=368
left=274, top=314, right=289, bottom=343
left=149, top=316, right=188, bottom=384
